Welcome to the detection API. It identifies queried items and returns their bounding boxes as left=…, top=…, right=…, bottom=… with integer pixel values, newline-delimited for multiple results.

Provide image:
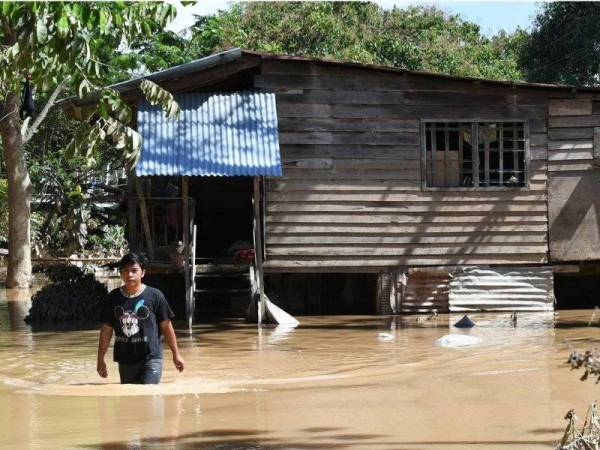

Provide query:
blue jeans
left=118, top=358, right=163, bottom=384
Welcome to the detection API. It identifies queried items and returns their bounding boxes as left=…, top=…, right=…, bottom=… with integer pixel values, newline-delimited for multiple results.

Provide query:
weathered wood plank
left=547, top=160, right=594, bottom=171
left=277, top=89, right=405, bottom=105
left=267, top=179, right=547, bottom=192
left=280, top=144, right=420, bottom=159
left=282, top=158, right=421, bottom=170
left=548, top=127, right=594, bottom=140
left=595, top=127, right=600, bottom=168
left=530, top=133, right=548, bottom=148
left=549, top=115, right=600, bottom=128
left=278, top=131, right=419, bottom=145
left=266, top=202, right=547, bottom=213
left=266, top=213, right=547, bottom=224
left=267, top=179, right=423, bottom=191
left=268, top=191, right=547, bottom=202
left=267, top=234, right=548, bottom=244
left=547, top=140, right=593, bottom=150
left=530, top=147, right=548, bottom=161
left=276, top=103, right=332, bottom=117
left=281, top=168, right=421, bottom=180
left=263, top=254, right=548, bottom=269
left=403, top=91, right=508, bottom=105
left=549, top=99, right=592, bottom=116
left=266, top=224, right=548, bottom=233
left=331, top=104, right=547, bottom=120
left=547, top=149, right=593, bottom=161
left=266, top=245, right=549, bottom=256
left=277, top=117, right=419, bottom=132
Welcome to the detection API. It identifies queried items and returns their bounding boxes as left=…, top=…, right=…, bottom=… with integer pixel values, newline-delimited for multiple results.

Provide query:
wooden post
left=135, top=178, right=153, bottom=259
left=189, top=224, right=197, bottom=325
left=252, top=176, right=266, bottom=325
left=127, top=169, right=137, bottom=252
left=182, top=177, right=191, bottom=332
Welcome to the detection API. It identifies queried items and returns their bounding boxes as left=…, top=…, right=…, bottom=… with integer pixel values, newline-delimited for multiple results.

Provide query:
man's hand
left=173, top=353, right=185, bottom=372
left=97, top=359, right=108, bottom=378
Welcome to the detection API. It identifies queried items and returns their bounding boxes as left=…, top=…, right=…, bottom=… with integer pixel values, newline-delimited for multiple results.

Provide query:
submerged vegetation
left=24, top=265, right=108, bottom=323
left=568, top=349, right=600, bottom=383
left=557, top=403, right=600, bottom=450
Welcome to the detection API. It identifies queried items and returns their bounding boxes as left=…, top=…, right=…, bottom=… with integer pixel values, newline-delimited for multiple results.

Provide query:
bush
left=25, top=264, right=108, bottom=323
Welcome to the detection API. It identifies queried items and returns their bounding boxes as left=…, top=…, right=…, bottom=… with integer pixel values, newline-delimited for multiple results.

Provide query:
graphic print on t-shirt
left=114, top=299, right=150, bottom=337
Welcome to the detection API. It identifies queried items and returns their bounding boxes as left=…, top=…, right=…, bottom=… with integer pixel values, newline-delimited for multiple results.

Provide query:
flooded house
left=64, top=48, right=600, bottom=318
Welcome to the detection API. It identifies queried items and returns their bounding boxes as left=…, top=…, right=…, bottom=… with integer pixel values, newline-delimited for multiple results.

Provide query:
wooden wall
left=548, top=99, right=600, bottom=261
left=255, top=59, right=593, bottom=272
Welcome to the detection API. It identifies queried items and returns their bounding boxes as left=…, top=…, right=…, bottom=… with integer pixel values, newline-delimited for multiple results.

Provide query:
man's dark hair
left=118, top=253, right=147, bottom=272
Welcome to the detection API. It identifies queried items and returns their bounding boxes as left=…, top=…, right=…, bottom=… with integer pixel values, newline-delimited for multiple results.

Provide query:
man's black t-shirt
left=101, top=286, right=174, bottom=364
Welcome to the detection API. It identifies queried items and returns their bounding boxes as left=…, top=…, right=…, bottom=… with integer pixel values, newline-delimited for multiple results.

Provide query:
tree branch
left=23, top=82, right=65, bottom=144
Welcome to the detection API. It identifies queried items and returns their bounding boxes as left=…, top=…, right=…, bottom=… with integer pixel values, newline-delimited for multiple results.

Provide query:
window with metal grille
left=423, top=121, right=527, bottom=188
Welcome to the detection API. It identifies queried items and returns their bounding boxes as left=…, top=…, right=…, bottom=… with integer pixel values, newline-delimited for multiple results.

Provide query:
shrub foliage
left=25, top=265, right=108, bottom=323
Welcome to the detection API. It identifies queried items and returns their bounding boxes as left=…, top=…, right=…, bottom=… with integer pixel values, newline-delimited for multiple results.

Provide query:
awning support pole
left=182, top=177, right=192, bottom=333
left=136, top=178, right=154, bottom=259
left=253, top=176, right=266, bottom=326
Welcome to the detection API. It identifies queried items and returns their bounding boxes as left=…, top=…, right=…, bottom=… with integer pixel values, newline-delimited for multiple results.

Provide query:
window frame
left=420, top=119, right=530, bottom=191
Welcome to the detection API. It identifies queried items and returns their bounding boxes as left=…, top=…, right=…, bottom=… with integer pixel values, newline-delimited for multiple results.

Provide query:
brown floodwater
left=0, top=287, right=599, bottom=450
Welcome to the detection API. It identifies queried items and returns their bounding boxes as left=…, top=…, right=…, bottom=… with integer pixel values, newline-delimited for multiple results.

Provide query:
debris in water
left=557, top=402, right=600, bottom=450
left=567, top=349, right=600, bottom=383
left=435, top=334, right=482, bottom=348
left=416, top=309, right=438, bottom=323
left=377, top=332, right=394, bottom=342
left=454, top=315, right=476, bottom=328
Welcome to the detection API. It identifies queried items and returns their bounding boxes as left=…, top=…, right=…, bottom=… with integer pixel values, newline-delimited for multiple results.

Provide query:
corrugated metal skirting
left=136, top=91, right=282, bottom=177
left=402, top=269, right=451, bottom=313
left=449, top=267, right=554, bottom=312
left=396, top=266, right=554, bottom=314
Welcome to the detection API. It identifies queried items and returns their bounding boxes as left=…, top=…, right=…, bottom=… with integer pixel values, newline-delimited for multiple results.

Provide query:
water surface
left=0, top=288, right=598, bottom=449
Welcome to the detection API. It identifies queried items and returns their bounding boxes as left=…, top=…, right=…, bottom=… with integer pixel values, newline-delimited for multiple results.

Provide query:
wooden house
left=64, top=48, right=600, bottom=317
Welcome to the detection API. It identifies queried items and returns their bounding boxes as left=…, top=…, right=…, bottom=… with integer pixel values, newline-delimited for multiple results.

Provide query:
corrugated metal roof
left=136, top=91, right=282, bottom=177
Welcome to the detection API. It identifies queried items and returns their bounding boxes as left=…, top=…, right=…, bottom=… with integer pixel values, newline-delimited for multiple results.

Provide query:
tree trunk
left=0, top=92, right=32, bottom=288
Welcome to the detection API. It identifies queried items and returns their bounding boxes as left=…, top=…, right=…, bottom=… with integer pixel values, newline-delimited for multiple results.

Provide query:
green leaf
left=98, top=101, right=108, bottom=119
left=56, top=15, right=69, bottom=36
left=139, top=79, right=180, bottom=119
left=2, top=1, right=13, bottom=16
left=36, top=18, right=48, bottom=43
left=78, top=79, right=90, bottom=99
left=99, top=9, right=108, bottom=33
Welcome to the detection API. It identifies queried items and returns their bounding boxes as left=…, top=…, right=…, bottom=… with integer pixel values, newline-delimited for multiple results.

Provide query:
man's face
left=120, top=263, right=145, bottom=288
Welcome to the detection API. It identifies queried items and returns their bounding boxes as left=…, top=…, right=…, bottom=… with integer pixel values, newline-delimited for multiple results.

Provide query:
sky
left=166, top=1, right=541, bottom=37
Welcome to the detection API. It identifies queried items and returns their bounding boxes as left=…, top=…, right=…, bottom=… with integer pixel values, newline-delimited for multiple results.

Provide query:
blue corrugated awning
left=136, top=91, right=282, bottom=177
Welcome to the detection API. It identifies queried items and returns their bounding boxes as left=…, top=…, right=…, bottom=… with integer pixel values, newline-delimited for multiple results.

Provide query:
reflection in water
left=1, top=289, right=600, bottom=449
left=5, top=288, right=32, bottom=331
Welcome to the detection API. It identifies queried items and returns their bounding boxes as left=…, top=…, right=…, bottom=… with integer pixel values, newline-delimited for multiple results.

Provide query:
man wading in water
left=96, top=253, right=185, bottom=384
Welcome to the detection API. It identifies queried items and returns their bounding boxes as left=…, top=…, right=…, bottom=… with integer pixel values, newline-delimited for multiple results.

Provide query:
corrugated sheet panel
left=136, top=91, right=282, bottom=177
left=449, top=267, right=554, bottom=312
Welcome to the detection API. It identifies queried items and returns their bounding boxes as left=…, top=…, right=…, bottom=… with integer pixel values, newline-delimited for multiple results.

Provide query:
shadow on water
left=78, top=426, right=554, bottom=450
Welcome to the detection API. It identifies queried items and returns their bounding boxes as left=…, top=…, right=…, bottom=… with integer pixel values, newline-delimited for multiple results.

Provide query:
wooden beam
left=253, top=176, right=266, bottom=325
left=127, top=169, right=137, bottom=251
left=182, top=176, right=192, bottom=331
left=135, top=178, right=153, bottom=259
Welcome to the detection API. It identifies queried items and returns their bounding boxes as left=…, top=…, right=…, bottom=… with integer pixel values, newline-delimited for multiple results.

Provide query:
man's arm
left=160, top=320, right=185, bottom=372
left=97, top=324, right=113, bottom=378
